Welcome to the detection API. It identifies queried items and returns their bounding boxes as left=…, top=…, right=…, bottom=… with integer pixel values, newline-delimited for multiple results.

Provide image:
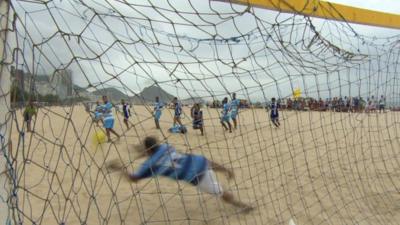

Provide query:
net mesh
left=1, top=0, right=400, bottom=224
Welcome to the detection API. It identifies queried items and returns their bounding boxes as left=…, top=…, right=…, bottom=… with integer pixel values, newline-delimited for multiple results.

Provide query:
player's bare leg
left=227, top=121, right=232, bottom=133
left=174, top=117, right=183, bottom=127
left=155, top=118, right=160, bottom=129
left=232, top=118, right=237, bottom=129
left=124, top=119, right=130, bottom=129
left=221, top=191, right=253, bottom=213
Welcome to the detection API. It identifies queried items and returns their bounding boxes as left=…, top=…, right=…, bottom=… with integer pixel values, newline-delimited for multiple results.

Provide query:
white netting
left=1, top=0, right=400, bottom=225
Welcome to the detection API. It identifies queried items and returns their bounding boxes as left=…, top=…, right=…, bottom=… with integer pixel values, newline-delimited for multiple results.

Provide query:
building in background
left=10, top=66, right=25, bottom=92
left=33, top=69, right=73, bottom=100
left=10, top=66, right=36, bottom=94
left=11, top=66, right=74, bottom=100
left=49, top=69, right=73, bottom=99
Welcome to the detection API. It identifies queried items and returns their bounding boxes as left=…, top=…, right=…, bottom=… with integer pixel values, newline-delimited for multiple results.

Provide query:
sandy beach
left=9, top=105, right=400, bottom=225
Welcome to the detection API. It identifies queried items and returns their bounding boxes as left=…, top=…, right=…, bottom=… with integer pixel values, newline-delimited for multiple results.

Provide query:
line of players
left=153, top=93, right=278, bottom=135
left=92, top=94, right=281, bottom=141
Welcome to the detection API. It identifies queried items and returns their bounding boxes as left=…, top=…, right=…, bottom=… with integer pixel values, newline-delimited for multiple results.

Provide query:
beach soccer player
left=230, top=93, right=240, bottom=129
left=94, top=101, right=104, bottom=125
left=102, top=96, right=120, bottom=142
left=154, top=96, right=163, bottom=129
left=121, top=99, right=131, bottom=129
left=379, top=95, right=386, bottom=113
left=23, top=100, right=37, bottom=133
left=270, top=98, right=280, bottom=128
left=106, top=136, right=253, bottom=212
left=172, top=97, right=183, bottom=127
left=191, top=103, right=204, bottom=135
left=220, top=97, right=232, bottom=133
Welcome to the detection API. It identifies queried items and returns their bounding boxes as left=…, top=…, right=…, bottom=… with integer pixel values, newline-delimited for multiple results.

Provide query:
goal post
left=223, top=0, right=400, bottom=29
left=0, top=0, right=11, bottom=224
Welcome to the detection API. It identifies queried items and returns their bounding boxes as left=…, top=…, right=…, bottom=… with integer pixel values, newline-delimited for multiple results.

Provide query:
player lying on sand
left=106, top=136, right=253, bottom=212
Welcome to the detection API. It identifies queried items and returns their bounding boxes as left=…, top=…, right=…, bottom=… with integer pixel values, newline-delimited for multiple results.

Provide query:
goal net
left=1, top=0, right=400, bottom=225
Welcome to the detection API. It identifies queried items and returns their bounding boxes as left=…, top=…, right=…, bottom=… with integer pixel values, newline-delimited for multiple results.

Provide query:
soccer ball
left=93, top=130, right=107, bottom=145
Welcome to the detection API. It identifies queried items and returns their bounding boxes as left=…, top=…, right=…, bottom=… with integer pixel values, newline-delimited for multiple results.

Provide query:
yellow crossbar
left=223, top=0, right=400, bottom=29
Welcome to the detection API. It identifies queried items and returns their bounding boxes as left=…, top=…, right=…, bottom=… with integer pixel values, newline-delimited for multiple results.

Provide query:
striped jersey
left=133, top=144, right=208, bottom=185
left=230, top=99, right=240, bottom=112
left=154, top=101, right=163, bottom=111
left=95, top=104, right=103, bottom=112
left=174, top=102, right=182, bottom=116
left=94, top=104, right=103, bottom=118
left=222, top=103, right=230, bottom=116
left=102, top=102, right=113, bottom=119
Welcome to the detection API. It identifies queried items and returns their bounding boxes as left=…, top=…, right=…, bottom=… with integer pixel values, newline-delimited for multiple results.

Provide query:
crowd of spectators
left=279, top=95, right=387, bottom=113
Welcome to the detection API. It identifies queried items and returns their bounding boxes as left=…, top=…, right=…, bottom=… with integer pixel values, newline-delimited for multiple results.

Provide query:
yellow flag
left=293, top=88, right=301, bottom=99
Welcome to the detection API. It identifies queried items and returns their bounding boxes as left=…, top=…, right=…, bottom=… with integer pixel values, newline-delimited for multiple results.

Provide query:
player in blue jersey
left=153, top=96, right=163, bottom=129
left=191, top=103, right=204, bottom=135
left=220, top=97, right=232, bottom=133
left=93, top=101, right=103, bottom=125
left=121, top=99, right=131, bottom=129
left=102, top=96, right=120, bottom=142
left=106, top=136, right=253, bottom=212
left=172, top=97, right=183, bottom=127
left=270, top=98, right=280, bottom=128
left=230, top=93, right=240, bottom=129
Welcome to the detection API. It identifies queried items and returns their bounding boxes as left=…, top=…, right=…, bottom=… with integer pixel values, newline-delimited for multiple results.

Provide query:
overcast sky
left=7, top=0, right=400, bottom=102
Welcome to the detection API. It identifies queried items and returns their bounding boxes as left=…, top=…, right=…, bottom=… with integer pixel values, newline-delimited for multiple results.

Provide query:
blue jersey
left=95, top=104, right=103, bottom=112
left=230, top=99, right=240, bottom=112
left=174, top=102, right=182, bottom=116
left=102, top=102, right=114, bottom=119
left=122, top=103, right=130, bottom=118
left=270, top=102, right=279, bottom=117
left=222, top=103, right=230, bottom=116
left=95, top=104, right=103, bottom=119
left=154, top=101, right=163, bottom=112
left=220, top=103, right=230, bottom=122
left=133, top=144, right=208, bottom=185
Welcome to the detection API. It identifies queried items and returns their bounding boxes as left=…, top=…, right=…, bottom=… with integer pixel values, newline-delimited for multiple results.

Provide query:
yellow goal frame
left=225, top=0, right=400, bottom=29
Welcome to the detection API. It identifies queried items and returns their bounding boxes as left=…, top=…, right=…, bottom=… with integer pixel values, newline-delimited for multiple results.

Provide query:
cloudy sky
left=7, top=0, right=400, bottom=102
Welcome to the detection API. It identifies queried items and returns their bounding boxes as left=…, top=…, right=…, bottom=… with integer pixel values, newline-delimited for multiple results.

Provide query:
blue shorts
left=103, top=117, right=115, bottom=129
left=271, top=114, right=279, bottom=120
left=231, top=110, right=238, bottom=119
left=221, top=115, right=230, bottom=122
left=154, top=111, right=162, bottom=121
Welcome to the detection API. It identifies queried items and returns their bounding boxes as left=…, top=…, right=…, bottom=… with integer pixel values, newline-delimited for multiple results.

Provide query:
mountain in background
left=92, top=87, right=129, bottom=101
left=131, top=85, right=175, bottom=104
left=87, top=85, right=176, bottom=104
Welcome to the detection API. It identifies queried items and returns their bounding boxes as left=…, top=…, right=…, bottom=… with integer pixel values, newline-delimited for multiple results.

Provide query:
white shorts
left=197, top=169, right=223, bottom=196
